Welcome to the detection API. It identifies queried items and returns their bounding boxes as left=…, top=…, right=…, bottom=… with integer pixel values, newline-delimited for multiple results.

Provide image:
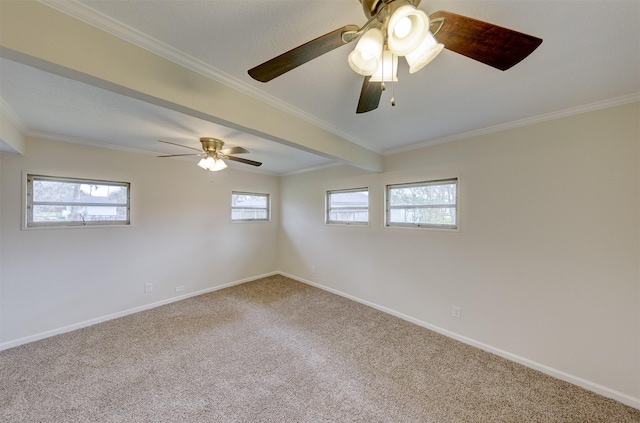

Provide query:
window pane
left=232, top=194, right=267, bottom=208
left=33, top=205, right=129, bottom=222
left=387, top=179, right=457, bottom=228
left=231, top=192, right=269, bottom=221
left=327, top=188, right=369, bottom=224
left=329, top=191, right=368, bottom=208
left=328, top=209, right=369, bottom=222
left=33, top=180, right=127, bottom=204
left=232, top=209, right=268, bottom=220
left=27, top=175, right=130, bottom=228
left=389, top=207, right=456, bottom=225
left=388, top=182, right=456, bottom=206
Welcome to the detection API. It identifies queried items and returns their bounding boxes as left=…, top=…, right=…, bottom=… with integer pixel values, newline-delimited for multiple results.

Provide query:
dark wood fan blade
left=356, top=76, right=383, bottom=114
left=157, top=153, right=201, bottom=158
left=158, top=140, right=203, bottom=152
left=220, top=146, right=249, bottom=155
left=226, top=156, right=262, bottom=167
left=429, top=11, right=542, bottom=71
left=248, top=25, right=359, bottom=82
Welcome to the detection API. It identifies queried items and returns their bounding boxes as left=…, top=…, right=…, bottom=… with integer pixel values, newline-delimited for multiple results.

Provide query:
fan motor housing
left=360, top=0, right=421, bottom=19
left=200, top=137, right=224, bottom=152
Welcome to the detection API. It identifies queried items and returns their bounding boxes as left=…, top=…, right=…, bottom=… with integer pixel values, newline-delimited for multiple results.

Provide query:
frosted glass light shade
left=197, top=158, right=209, bottom=170
left=405, top=32, right=444, bottom=74
left=211, top=158, right=227, bottom=171
left=197, top=156, right=227, bottom=171
left=387, top=5, right=429, bottom=56
left=369, top=50, right=398, bottom=82
left=348, top=28, right=383, bottom=76
left=204, top=157, right=216, bottom=170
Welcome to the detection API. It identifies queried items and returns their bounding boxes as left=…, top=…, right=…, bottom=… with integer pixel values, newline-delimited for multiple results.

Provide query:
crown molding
left=384, top=93, right=640, bottom=156
left=37, top=0, right=366, bottom=149
left=24, top=129, right=161, bottom=156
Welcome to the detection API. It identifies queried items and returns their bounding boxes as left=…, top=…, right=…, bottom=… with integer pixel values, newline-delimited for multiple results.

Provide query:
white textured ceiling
left=1, top=0, right=639, bottom=174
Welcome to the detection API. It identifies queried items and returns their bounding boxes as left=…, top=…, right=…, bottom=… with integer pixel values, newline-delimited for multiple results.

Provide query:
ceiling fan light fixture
left=348, top=28, right=383, bottom=76
left=247, top=3, right=544, bottom=115
left=369, top=49, right=398, bottom=82
left=387, top=5, right=429, bottom=56
left=196, top=155, right=227, bottom=171
left=405, top=32, right=444, bottom=74
left=160, top=139, right=260, bottom=169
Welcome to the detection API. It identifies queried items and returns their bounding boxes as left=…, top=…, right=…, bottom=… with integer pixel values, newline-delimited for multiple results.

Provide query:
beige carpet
left=1, top=275, right=638, bottom=422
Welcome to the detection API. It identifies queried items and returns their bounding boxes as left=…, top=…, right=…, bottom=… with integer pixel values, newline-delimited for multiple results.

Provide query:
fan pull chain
left=390, top=54, right=396, bottom=107
left=391, top=81, right=396, bottom=106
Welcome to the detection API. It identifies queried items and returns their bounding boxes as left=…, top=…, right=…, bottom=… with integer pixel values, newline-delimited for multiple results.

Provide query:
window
left=326, top=188, right=369, bottom=225
left=386, top=178, right=457, bottom=229
left=231, top=191, right=270, bottom=221
left=26, top=174, right=130, bottom=228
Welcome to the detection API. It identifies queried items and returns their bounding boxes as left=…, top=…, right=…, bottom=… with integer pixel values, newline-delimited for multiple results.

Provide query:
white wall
left=1, top=103, right=638, bottom=406
left=0, top=136, right=279, bottom=347
left=278, top=102, right=640, bottom=405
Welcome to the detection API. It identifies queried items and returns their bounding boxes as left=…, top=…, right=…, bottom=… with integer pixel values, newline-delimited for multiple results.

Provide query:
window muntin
left=326, top=188, right=369, bottom=225
left=231, top=191, right=270, bottom=221
left=386, top=179, right=457, bottom=229
left=26, top=175, right=130, bottom=228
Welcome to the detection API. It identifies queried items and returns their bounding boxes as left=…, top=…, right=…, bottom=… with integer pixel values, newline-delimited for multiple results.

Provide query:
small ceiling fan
left=248, top=0, right=542, bottom=113
left=157, top=138, right=262, bottom=171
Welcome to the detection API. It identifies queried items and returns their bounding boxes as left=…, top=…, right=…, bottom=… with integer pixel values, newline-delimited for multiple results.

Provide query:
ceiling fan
left=248, top=0, right=542, bottom=114
left=157, top=138, right=262, bottom=171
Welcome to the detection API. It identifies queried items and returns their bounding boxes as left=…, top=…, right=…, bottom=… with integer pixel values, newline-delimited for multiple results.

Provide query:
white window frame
left=385, top=178, right=458, bottom=230
left=231, top=191, right=270, bottom=222
left=25, top=174, right=130, bottom=229
left=326, top=187, right=369, bottom=226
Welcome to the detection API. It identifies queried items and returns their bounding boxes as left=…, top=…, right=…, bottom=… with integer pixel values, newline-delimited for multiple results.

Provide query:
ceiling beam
left=0, top=111, right=25, bottom=155
left=0, top=0, right=382, bottom=172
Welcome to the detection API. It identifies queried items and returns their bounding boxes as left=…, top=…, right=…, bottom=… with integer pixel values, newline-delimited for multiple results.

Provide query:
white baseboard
left=279, top=271, right=640, bottom=411
left=3, top=270, right=638, bottom=410
left=0, top=271, right=278, bottom=351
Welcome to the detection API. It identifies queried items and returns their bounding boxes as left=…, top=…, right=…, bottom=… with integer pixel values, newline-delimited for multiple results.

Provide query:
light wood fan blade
left=248, top=25, right=359, bottom=82
left=356, top=76, right=383, bottom=114
left=226, top=156, right=262, bottom=167
left=220, top=146, right=249, bottom=155
left=158, top=140, right=202, bottom=152
left=430, top=11, right=542, bottom=71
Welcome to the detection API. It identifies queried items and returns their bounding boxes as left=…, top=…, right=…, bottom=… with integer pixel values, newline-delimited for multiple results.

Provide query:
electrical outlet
left=452, top=306, right=461, bottom=319
left=175, top=286, right=185, bottom=293
left=311, top=266, right=317, bottom=274
left=145, top=283, right=153, bottom=293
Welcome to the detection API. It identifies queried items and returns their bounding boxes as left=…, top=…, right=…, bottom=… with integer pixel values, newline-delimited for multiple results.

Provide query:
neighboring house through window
left=26, top=174, right=130, bottom=228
